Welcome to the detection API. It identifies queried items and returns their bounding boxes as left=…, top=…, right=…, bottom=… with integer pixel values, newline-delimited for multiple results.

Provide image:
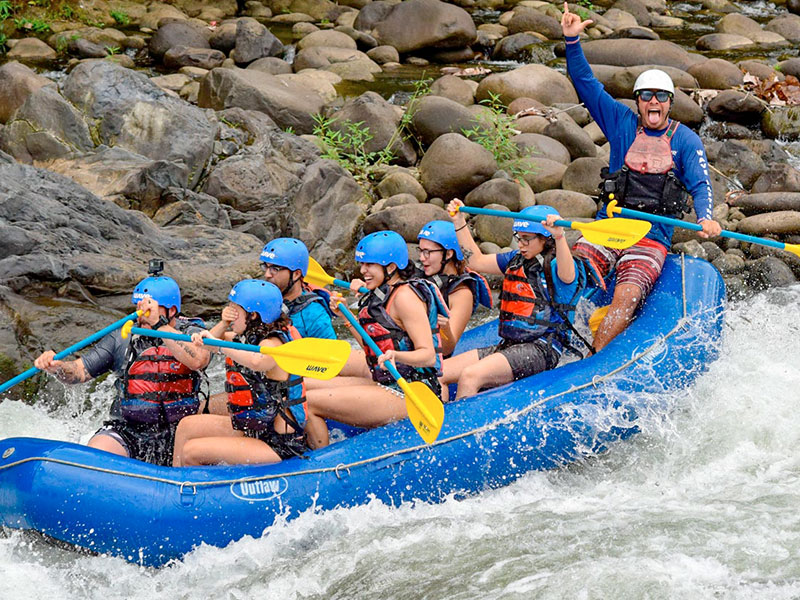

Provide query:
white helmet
left=633, top=69, right=675, bottom=96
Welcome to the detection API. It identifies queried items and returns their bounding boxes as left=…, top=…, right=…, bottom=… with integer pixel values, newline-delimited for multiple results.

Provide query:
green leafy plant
left=105, top=45, right=121, bottom=55
left=461, top=91, right=536, bottom=181
left=110, top=9, right=129, bottom=26
left=14, top=16, right=51, bottom=33
left=59, top=3, right=74, bottom=19
left=0, top=33, right=7, bottom=53
left=0, top=0, right=12, bottom=20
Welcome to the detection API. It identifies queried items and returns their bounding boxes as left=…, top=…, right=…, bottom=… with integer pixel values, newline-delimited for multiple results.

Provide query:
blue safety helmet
left=355, top=230, right=409, bottom=269
left=512, top=205, right=558, bottom=238
left=417, top=220, right=464, bottom=261
left=228, top=279, right=282, bottom=324
left=259, top=237, right=309, bottom=276
left=131, top=276, right=181, bottom=312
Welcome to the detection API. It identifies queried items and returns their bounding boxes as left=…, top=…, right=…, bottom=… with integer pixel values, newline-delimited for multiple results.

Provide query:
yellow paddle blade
left=588, top=305, right=609, bottom=337
left=785, top=242, right=800, bottom=258
left=305, top=257, right=336, bottom=288
left=399, top=378, right=444, bottom=444
left=260, top=338, right=351, bottom=380
left=572, top=218, right=651, bottom=249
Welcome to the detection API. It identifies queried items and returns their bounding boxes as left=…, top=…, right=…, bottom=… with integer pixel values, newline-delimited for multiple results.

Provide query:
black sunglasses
left=637, top=90, right=672, bottom=103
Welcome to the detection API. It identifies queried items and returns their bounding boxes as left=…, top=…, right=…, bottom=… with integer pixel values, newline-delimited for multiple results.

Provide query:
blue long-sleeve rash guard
left=564, top=35, right=714, bottom=249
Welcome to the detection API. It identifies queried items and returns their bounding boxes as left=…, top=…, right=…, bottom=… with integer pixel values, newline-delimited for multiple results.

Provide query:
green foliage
left=461, top=92, right=536, bottom=181
left=110, top=9, right=129, bottom=26
left=59, top=3, right=73, bottom=19
left=105, top=44, right=120, bottom=55
left=0, top=33, right=7, bottom=52
left=311, top=78, right=431, bottom=188
left=14, top=16, right=51, bottom=33
left=0, top=0, right=12, bottom=20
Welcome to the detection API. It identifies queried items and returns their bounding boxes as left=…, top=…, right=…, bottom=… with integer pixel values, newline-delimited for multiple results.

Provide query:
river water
left=1, top=285, right=799, bottom=598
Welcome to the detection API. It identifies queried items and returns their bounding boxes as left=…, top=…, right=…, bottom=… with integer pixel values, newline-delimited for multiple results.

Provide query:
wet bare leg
left=592, top=283, right=642, bottom=351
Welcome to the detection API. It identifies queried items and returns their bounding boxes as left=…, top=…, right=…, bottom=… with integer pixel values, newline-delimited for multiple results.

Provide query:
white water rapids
left=1, top=286, right=799, bottom=599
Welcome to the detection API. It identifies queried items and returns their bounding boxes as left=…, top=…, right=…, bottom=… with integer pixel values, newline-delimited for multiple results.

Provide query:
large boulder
left=728, top=192, right=800, bottom=214
left=512, top=133, right=571, bottom=165
left=198, top=67, right=325, bottom=134
left=761, top=106, right=800, bottom=141
left=61, top=60, right=217, bottom=188
left=372, top=0, right=477, bottom=53
left=418, top=133, right=498, bottom=200
left=233, top=17, right=284, bottom=64
left=543, top=115, right=598, bottom=160
left=0, top=61, right=52, bottom=124
left=535, top=189, right=598, bottom=218
left=148, top=20, right=210, bottom=60
left=409, top=95, right=477, bottom=147
left=464, top=178, right=533, bottom=211
left=327, top=92, right=417, bottom=166
left=687, top=58, right=744, bottom=89
left=507, top=7, right=562, bottom=39
left=561, top=157, right=608, bottom=196
left=580, top=39, right=703, bottom=71
left=707, top=90, right=765, bottom=125
left=476, top=64, right=579, bottom=106
left=363, top=203, right=449, bottom=242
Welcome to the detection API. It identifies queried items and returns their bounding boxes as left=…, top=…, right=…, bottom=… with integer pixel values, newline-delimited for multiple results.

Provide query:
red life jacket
left=121, top=339, right=201, bottom=425
left=357, top=279, right=447, bottom=386
left=225, top=326, right=307, bottom=433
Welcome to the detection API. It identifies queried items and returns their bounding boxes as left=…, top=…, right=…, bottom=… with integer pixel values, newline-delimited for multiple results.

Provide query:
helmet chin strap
left=282, top=272, right=301, bottom=296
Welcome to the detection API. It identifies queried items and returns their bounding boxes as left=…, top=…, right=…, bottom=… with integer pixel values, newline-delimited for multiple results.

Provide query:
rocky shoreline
left=1, top=0, right=800, bottom=399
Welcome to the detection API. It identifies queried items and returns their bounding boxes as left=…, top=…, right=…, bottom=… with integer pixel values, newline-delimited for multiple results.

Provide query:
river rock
left=0, top=85, right=94, bottom=164
left=198, top=67, right=324, bottom=134
left=507, top=6, right=562, bottom=39
left=712, top=253, right=746, bottom=275
left=603, top=8, right=639, bottom=31
left=367, top=45, right=400, bottom=64
left=492, top=33, right=553, bottom=64
left=328, top=91, right=417, bottom=166
left=149, top=20, right=210, bottom=60
left=62, top=60, right=217, bottom=189
left=233, top=17, right=284, bottom=64
left=464, top=178, right=531, bottom=211
left=376, top=171, right=427, bottom=202
left=210, top=20, right=239, bottom=53
left=247, top=57, right=293, bottom=74
left=418, top=133, right=497, bottom=200
left=409, top=95, right=478, bottom=147
left=297, top=29, right=357, bottom=50
left=561, top=157, right=607, bottom=196
left=472, top=203, right=514, bottom=247
left=707, top=90, right=765, bottom=125
left=765, top=14, right=800, bottom=43
left=716, top=13, right=786, bottom=45
left=0, top=61, right=52, bottom=124
left=429, top=74, right=476, bottom=106
left=745, top=256, right=798, bottom=290
left=728, top=192, right=800, bottom=214
left=707, top=140, right=765, bottom=190
left=736, top=211, right=800, bottom=236
left=152, top=188, right=231, bottom=228
left=761, top=107, right=800, bottom=141
left=512, top=133, right=571, bottom=165
left=580, top=39, right=702, bottom=71
left=363, top=202, right=449, bottom=242
left=513, top=157, right=567, bottom=193
left=534, top=189, right=597, bottom=219
left=738, top=60, right=781, bottom=81
left=292, top=159, right=368, bottom=268
left=687, top=58, right=744, bottom=90
left=164, top=46, right=227, bottom=70
left=543, top=115, right=597, bottom=159
left=353, top=1, right=394, bottom=31
left=371, top=0, right=476, bottom=53
left=611, top=0, right=651, bottom=26
left=476, top=64, right=579, bottom=106
left=371, top=193, right=419, bottom=214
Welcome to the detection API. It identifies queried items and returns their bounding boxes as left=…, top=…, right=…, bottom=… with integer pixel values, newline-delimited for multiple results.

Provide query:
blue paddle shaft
left=332, top=278, right=369, bottom=295
left=458, top=206, right=573, bottom=229
left=128, top=327, right=264, bottom=354
left=336, top=303, right=403, bottom=382
left=611, top=204, right=788, bottom=251
left=0, top=311, right=141, bottom=394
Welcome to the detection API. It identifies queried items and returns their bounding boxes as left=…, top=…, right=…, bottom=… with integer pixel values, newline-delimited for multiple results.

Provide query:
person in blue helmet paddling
left=417, top=220, right=492, bottom=357
left=442, top=200, right=588, bottom=400
left=304, top=230, right=448, bottom=448
left=259, top=237, right=336, bottom=340
left=33, top=274, right=211, bottom=466
left=561, top=2, right=722, bottom=351
left=172, top=280, right=309, bottom=465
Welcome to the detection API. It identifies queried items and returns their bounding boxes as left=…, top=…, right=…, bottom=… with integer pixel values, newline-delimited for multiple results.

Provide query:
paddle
left=335, top=302, right=444, bottom=444
left=452, top=205, right=651, bottom=249
left=0, top=310, right=143, bottom=394
left=121, top=324, right=350, bottom=380
left=607, top=200, right=800, bottom=258
left=306, top=257, right=369, bottom=294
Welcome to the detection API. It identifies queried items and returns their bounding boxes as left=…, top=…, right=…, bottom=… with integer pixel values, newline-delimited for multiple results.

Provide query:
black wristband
left=155, top=316, right=170, bottom=330
left=455, top=224, right=467, bottom=232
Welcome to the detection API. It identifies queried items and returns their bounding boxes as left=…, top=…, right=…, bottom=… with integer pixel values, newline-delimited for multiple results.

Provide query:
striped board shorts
left=573, top=236, right=668, bottom=301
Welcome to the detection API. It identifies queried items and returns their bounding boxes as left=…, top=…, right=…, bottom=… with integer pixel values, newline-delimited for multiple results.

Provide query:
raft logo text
left=230, top=478, right=289, bottom=501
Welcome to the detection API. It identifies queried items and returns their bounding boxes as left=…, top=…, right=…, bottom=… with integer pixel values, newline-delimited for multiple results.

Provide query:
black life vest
left=284, top=286, right=333, bottom=319
left=357, top=279, right=448, bottom=386
left=224, top=326, right=306, bottom=433
left=121, top=322, right=202, bottom=425
left=599, top=120, right=689, bottom=218
left=427, top=270, right=493, bottom=314
left=498, top=253, right=584, bottom=353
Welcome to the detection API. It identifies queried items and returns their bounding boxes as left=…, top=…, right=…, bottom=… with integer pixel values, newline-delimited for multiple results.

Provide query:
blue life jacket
left=427, top=270, right=493, bottom=314
left=357, top=279, right=448, bottom=386
left=225, top=326, right=306, bottom=433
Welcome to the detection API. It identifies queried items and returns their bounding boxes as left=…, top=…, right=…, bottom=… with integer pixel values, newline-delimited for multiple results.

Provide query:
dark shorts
left=94, top=419, right=177, bottom=466
left=573, top=236, right=668, bottom=301
left=246, top=428, right=308, bottom=460
left=477, top=339, right=560, bottom=381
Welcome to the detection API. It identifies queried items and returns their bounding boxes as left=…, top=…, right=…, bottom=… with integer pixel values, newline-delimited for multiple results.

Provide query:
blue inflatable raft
left=0, top=255, right=724, bottom=566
